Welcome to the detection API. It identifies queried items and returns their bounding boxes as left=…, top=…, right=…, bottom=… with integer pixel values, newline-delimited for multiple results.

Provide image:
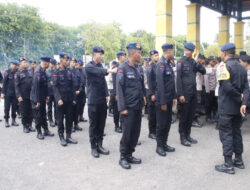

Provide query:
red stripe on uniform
left=178, top=62, right=182, bottom=66
left=118, top=69, right=124, bottom=73
left=53, top=74, right=58, bottom=77
left=160, top=65, right=165, bottom=68
left=36, top=73, right=40, bottom=75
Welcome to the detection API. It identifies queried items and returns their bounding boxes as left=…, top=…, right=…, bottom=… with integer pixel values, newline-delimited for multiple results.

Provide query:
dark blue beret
left=184, top=43, right=196, bottom=51
left=126, top=43, right=142, bottom=50
left=221, top=43, right=236, bottom=52
left=50, top=58, right=57, bottom=65
left=77, top=58, right=84, bottom=65
left=59, top=52, right=69, bottom=59
left=116, top=51, right=126, bottom=57
left=29, top=60, right=36, bottom=64
left=9, top=60, right=19, bottom=65
left=40, top=56, right=52, bottom=62
left=93, top=46, right=104, bottom=54
left=150, top=49, right=159, bottom=56
left=161, top=43, right=174, bottom=51
left=19, top=57, right=27, bottom=62
left=70, top=57, right=77, bottom=62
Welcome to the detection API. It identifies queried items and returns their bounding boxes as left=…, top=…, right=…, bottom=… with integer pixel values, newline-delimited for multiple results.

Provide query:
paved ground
left=0, top=101, right=250, bottom=190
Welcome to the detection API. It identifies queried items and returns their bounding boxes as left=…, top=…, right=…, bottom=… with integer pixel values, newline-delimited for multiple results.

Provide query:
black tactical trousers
left=88, top=103, right=107, bottom=148
left=47, top=95, right=56, bottom=122
left=148, top=95, right=156, bottom=135
left=4, top=96, right=18, bottom=119
left=218, top=114, right=243, bottom=157
left=72, top=103, right=78, bottom=126
left=77, top=92, right=86, bottom=117
left=110, top=93, right=120, bottom=127
left=32, top=101, right=48, bottom=132
left=19, top=99, right=33, bottom=126
left=57, top=101, right=73, bottom=135
left=120, top=109, right=142, bottom=157
left=178, top=95, right=197, bottom=137
left=156, top=102, right=173, bottom=147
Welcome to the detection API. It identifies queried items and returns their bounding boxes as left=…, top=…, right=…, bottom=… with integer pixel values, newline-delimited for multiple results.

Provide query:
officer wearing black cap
left=69, top=56, right=83, bottom=132
left=29, top=60, right=37, bottom=77
left=76, top=59, right=87, bottom=123
left=117, top=42, right=145, bottom=169
left=146, top=49, right=159, bottom=140
left=30, top=57, right=54, bottom=140
left=110, top=51, right=127, bottom=133
left=215, top=43, right=249, bottom=175
left=85, top=46, right=111, bottom=158
left=155, top=43, right=177, bottom=156
left=53, top=53, right=77, bottom=146
left=1, top=60, right=19, bottom=127
left=177, top=43, right=206, bottom=147
left=15, top=58, right=35, bottom=133
left=46, top=58, right=57, bottom=127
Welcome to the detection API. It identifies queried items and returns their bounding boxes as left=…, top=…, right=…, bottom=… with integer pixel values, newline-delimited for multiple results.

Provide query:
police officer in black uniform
left=155, top=43, right=177, bottom=156
left=215, top=43, right=249, bottom=175
left=69, top=56, right=83, bottom=132
left=29, top=60, right=37, bottom=76
left=117, top=43, right=145, bottom=169
left=15, top=58, right=35, bottom=133
left=146, top=49, right=159, bottom=139
left=30, top=57, right=54, bottom=140
left=53, top=53, right=77, bottom=146
left=76, top=59, right=88, bottom=123
left=110, top=51, right=127, bottom=133
left=85, top=46, right=110, bottom=158
left=1, top=60, right=19, bottom=127
left=177, top=43, right=206, bottom=147
left=46, top=58, right=57, bottom=127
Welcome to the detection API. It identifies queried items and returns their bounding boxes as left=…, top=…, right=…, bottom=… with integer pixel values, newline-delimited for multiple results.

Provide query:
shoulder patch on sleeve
left=217, top=63, right=230, bottom=81
left=178, top=62, right=182, bottom=66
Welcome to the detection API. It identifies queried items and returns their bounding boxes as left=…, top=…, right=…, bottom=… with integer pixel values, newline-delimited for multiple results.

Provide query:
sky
left=1, top=0, right=249, bottom=44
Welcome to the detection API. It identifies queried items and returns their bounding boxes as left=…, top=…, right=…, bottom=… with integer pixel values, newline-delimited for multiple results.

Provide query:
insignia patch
left=118, top=69, right=124, bottom=73
left=217, top=63, right=230, bottom=81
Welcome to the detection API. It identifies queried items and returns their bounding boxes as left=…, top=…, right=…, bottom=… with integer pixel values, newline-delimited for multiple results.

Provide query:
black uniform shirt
left=15, top=69, right=33, bottom=99
left=2, top=69, right=16, bottom=97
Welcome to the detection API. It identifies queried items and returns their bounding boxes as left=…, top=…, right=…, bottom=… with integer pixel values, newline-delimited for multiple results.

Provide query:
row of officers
left=0, top=42, right=249, bottom=174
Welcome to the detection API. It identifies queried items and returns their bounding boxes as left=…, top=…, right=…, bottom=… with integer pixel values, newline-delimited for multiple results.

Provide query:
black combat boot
left=164, top=144, right=175, bottom=152
left=5, top=119, right=10, bottom=128
left=66, top=133, right=78, bottom=144
left=119, top=155, right=131, bottom=169
left=23, top=125, right=30, bottom=133
left=44, top=128, right=54, bottom=137
left=91, top=144, right=99, bottom=158
left=233, top=154, right=245, bottom=169
left=180, top=133, right=191, bottom=147
left=97, top=141, right=109, bottom=155
left=186, top=135, right=198, bottom=144
left=37, top=130, right=45, bottom=140
left=156, top=146, right=166, bottom=157
left=28, top=124, right=36, bottom=132
left=115, top=124, right=122, bottom=133
left=215, top=156, right=235, bottom=174
left=148, top=133, right=156, bottom=139
left=74, top=124, right=83, bottom=131
left=49, top=120, right=55, bottom=127
left=11, top=118, right=19, bottom=126
left=59, top=133, right=67, bottom=147
left=127, top=154, right=141, bottom=164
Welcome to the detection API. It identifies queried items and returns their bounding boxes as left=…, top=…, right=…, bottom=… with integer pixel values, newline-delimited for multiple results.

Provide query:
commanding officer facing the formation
left=110, top=51, right=127, bottom=133
left=117, top=43, right=145, bottom=170
left=1, top=60, right=19, bottom=128
left=155, top=43, right=177, bottom=156
left=15, top=58, right=35, bottom=133
left=30, top=57, right=54, bottom=140
left=177, top=43, right=206, bottom=147
left=215, top=43, right=249, bottom=175
left=85, top=46, right=110, bottom=158
left=146, top=49, right=159, bottom=139
left=53, top=53, right=77, bottom=146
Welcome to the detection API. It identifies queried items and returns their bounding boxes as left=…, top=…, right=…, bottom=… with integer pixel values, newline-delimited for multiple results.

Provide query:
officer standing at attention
left=177, top=43, right=206, bottom=147
left=146, top=49, right=159, bottom=139
left=117, top=43, right=145, bottom=170
left=30, top=57, right=54, bottom=140
left=15, top=58, right=35, bottom=133
left=111, top=51, right=127, bottom=133
left=1, top=60, right=19, bottom=127
left=85, top=46, right=111, bottom=158
left=53, top=53, right=78, bottom=146
left=69, top=56, right=83, bottom=132
left=29, top=60, right=37, bottom=76
left=215, top=43, right=249, bottom=175
left=155, top=43, right=177, bottom=156
left=46, top=58, right=57, bottom=127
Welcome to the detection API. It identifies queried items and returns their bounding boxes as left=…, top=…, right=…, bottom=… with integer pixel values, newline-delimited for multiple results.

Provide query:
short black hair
left=225, top=48, right=236, bottom=55
left=240, top=55, right=250, bottom=64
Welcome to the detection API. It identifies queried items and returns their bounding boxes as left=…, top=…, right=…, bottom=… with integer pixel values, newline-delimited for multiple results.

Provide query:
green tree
left=204, top=44, right=219, bottom=57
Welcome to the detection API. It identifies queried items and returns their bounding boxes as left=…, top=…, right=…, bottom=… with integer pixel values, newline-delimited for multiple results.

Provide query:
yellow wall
left=234, top=21, right=244, bottom=55
left=218, top=16, right=230, bottom=56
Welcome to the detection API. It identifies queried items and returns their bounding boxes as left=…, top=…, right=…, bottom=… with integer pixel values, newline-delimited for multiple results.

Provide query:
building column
left=156, top=0, right=172, bottom=53
left=186, top=3, right=201, bottom=52
left=234, top=21, right=244, bottom=54
left=218, top=16, right=230, bottom=55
